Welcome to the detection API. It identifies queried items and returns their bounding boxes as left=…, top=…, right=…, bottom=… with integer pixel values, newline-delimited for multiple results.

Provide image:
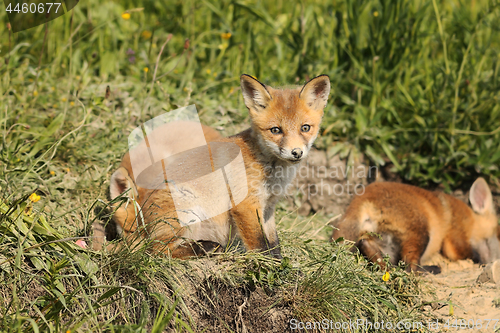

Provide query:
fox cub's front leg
left=231, top=196, right=281, bottom=258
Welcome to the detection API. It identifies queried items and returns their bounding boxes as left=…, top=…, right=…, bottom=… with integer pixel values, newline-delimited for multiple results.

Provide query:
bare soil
left=420, top=257, right=500, bottom=332
left=176, top=260, right=293, bottom=333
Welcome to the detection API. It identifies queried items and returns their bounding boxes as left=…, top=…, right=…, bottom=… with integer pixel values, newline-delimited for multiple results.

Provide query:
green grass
left=1, top=0, right=499, bottom=331
left=0, top=195, right=426, bottom=331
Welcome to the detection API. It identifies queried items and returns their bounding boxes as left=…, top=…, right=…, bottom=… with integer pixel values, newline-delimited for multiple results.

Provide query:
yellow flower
left=75, top=75, right=81, bottom=80
left=373, top=11, right=379, bottom=17
left=183, top=87, right=188, bottom=92
left=29, top=193, right=41, bottom=203
left=50, top=170, right=55, bottom=175
left=121, top=12, right=131, bottom=20
left=144, top=67, right=149, bottom=73
left=33, top=90, right=38, bottom=96
left=51, top=87, right=55, bottom=91
left=62, top=97, right=67, bottom=102
left=382, top=271, right=390, bottom=282
left=206, top=69, right=211, bottom=75
left=229, top=87, right=235, bottom=94
left=65, top=168, right=70, bottom=172
left=221, top=32, right=232, bottom=40
left=70, top=101, right=75, bottom=106
left=53, top=104, right=58, bottom=108
left=141, top=30, right=152, bottom=39
left=152, top=43, right=157, bottom=48
left=213, top=72, right=217, bottom=77
left=218, top=43, right=228, bottom=50
left=29, top=78, right=33, bottom=82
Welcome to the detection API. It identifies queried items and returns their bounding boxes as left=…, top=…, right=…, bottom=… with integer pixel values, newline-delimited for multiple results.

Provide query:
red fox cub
left=106, top=74, right=330, bottom=258
left=331, top=178, right=500, bottom=273
left=92, top=122, right=222, bottom=252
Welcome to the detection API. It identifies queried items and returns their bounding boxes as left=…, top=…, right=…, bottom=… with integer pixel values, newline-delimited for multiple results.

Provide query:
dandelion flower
left=51, top=87, right=55, bottom=91
left=65, top=168, right=70, bottom=172
left=50, top=170, right=55, bottom=175
left=373, top=11, right=379, bottom=17
left=206, top=69, right=211, bottom=75
left=29, top=193, right=41, bottom=203
left=62, top=97, right=67, bottom=102
left=33, top=90, right=38, bottom=96
left=70, top=101, right=75, bottom=106
left=144, top=67, right=149, bottom=73
left=382, top=271, right=390, bottom=282
left=221, top=32, right=232, bottom=40
left=141, top=30, right=152, bottom=39
left=121, top=12, right=131, bottom=20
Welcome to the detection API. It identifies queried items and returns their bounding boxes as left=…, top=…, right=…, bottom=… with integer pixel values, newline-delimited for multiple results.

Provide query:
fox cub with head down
left=104, top=74, right=331, bottom=258
left=331, top=178, right=500, bottom=273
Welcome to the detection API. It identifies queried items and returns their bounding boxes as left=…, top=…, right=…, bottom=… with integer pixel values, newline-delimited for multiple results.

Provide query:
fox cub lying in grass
left=331, top=178, right=500, bottom=273
left=97, top=74, right=331, bottom=258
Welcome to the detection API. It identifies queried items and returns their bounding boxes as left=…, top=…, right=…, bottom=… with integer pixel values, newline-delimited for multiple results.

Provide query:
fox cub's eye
left=270, top=127, right=282, bottom=134
left=301, top=124, right=311, bottom=132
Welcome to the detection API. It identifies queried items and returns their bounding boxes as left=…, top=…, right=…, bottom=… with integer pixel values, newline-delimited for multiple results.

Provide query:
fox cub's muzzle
left=291, top=148, right=303, bottom=160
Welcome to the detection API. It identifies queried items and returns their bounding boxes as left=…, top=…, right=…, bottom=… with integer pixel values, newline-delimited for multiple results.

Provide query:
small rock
left=476, top=259, right=500, bottom=286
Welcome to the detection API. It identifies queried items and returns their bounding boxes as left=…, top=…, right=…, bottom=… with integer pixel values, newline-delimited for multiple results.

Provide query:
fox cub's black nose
left=291, top=148, right=303, bottom=159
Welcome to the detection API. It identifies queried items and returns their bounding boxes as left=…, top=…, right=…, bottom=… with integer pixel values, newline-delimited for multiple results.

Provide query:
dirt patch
left=175, top=259, right=292, bottom=333
left=192, top=283, right=291, bottom=333
left=421, top=257, right=500, bottom=331
left=287, top=148, right=373, bottom=217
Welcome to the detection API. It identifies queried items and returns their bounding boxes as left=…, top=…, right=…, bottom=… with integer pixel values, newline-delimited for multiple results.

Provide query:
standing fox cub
left=331, top=179, right=500, bottom=273
left=103, top=74, right=330, bottom=258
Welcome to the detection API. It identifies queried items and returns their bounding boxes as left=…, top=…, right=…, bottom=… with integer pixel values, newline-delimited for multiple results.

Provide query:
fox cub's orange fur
left=331, top=179, right=500, bottom=273
left=104, top=74, right=330, bottom=258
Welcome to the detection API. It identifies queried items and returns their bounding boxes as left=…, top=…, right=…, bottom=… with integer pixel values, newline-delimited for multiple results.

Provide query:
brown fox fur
left=331, top=179, right=500, bottom=273
left=99, top=74, right=330, bottom=259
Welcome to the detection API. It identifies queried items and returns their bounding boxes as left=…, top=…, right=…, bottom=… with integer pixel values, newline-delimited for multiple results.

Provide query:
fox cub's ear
left=240, top=74, right=272, bottom=111
left=299, top=75, right=331, bottom=111
left=110, top=167, right=138, bottom=200
left=469, top=177, right=494, bottom=215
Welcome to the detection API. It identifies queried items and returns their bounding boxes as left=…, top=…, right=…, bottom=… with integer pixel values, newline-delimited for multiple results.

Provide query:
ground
left=421, top=258, right=500, bottom=332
